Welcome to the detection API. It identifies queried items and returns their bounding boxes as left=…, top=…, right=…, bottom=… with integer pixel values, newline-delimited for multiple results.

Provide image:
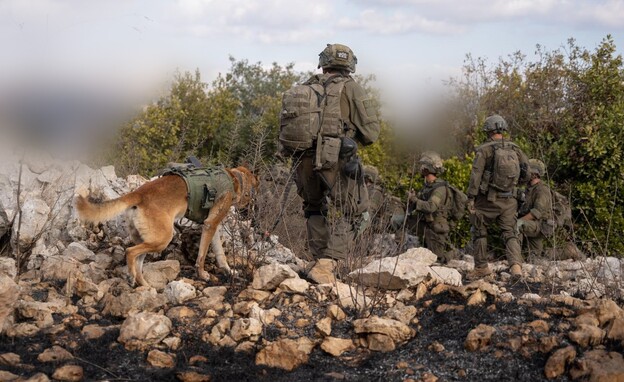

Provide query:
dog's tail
left=74, top=192, right=141, bottom=223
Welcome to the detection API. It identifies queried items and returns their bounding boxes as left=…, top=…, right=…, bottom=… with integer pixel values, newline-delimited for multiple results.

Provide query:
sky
left=1, top=0, right=623, bottom=110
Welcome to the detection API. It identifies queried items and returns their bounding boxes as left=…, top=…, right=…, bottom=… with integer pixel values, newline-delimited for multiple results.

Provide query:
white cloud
left=346, top=0, right=624, bottom=30
left=173, top=0, right=334, bottom=43
left=338, top=9, right=464, bottom=35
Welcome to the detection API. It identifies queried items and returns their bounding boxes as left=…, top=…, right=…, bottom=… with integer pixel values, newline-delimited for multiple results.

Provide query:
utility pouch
left=541, top=219, right=556, bottom=237
left=318, top=137, right=341, bottom=169
left=202, top=185, right=217, bottom=209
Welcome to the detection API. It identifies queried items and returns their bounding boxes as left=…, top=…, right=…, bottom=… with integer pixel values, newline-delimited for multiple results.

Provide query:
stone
left=465, top=324, right=496, bottom=351
left=316, top=317, right=332, bottom=337
left=164, top=280, right=197, bottom=305
left=12, top=195, right=50, bottom=250
left=353, top=316, right=415, bottom=343
left=527, top=320, right=550, bottom=334
left=249, top=304, right=281, bottom=326
left=570, top=349, right=624, bottom=381
left=467, top=289, right=486, bottom=306
left=0, top=371, right=19, bottom=381
left=606, top=317, right=624, bottom=342
left=594, top=299, right=624, bottom=326
left=327, top=305, right=346, bottom=321
left=384, top=303, right=417, bottom=325
left=346, top=248, right=437, bottom=290
left=597, top=257, right=622, bottom=283
left=279, top=277, right=310, bottom=293
left=230, top=318, right=263, bottom=342
left=147, top=350, right=176, bottom=368
left=142, top=260, right=181, bottom=290
left=237, top=288, right=270, bottom=302
left=255, top=337, right=315, bottom=371
left=81, top=324, right=108, bottom=340
left=37, top=346, right=74, bottom=362
left=367, top=333, right=396, bottom=352
left=575, top=313, right=599, bottom=327
left=118, top=312, right=172, bottom=351
left=330, top=281, right=370, bottom=309
left=428, top=266, right=463, bottom=287
left=0, top=257, right=17, bottom=278
left=203, top=286, right=227, bottom=298
left=0, top=274, right=18, bottom=334
left=320, top=337, right=355, bottom=357
left=544, top=346, right=576, bottom=379
left=307, top=259, right=337, bottom=284
left=51, top=365, right=83, bottom=382
left=101, top=284, right=167, bottom=318
left=163, top=336, right=182, bottom=351
left=176, top=371, right=211, bottom=382
left=0, top=352, right=20, bottom=367
left=166, top=306, right=198, bottom=321
left=568, top=324, right=605, bottom=347
left=251, top=263, right=298, bottom=291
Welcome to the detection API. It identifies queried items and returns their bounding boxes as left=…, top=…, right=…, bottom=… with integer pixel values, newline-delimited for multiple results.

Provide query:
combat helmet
left=318, top=44, right=357, bottom=73
left=528, top=159, right=546, bottom=177
left=483, top=114, right=508, bottom=133
left=363, top=165, right=380, bottom=184
left=419, top=151, right=445, bottom=175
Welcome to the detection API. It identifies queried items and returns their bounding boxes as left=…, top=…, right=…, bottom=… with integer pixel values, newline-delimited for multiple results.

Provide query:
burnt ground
left=2, top=276, right=614, bottom=382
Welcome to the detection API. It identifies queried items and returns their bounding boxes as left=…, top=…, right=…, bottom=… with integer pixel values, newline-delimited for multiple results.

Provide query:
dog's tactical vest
left=162, top=166, right=234, bottom=224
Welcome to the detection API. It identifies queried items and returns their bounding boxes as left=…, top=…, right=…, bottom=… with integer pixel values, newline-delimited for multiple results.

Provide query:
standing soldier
left=516, top=159, right=553, bottom=258
left=466, top=115, right=529, bottom=279
left=279, top=44, right=381, bottom=268
left=407, top=151, right=453, bottom=263
left=363, top=165, right=384, bottom=226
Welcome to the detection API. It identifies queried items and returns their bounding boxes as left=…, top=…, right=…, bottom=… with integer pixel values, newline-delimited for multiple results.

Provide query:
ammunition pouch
left=316, top=137, right=342, bottom=170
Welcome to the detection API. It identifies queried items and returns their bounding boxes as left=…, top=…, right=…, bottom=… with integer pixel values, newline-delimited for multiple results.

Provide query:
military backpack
left=279, top=74, right=351, bottom=152
left=424, top=181, right=468, bottom=222
left=481, top=141, right=521, bottom=192
left=551, top=189, right=573, bottom=230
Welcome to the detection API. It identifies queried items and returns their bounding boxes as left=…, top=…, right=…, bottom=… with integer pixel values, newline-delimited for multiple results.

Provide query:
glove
left=467, top=198, right=476, bottom=215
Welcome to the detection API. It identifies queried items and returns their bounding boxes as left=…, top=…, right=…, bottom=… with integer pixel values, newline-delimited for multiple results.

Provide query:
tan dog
left=74, top=166, right=258, bottom=287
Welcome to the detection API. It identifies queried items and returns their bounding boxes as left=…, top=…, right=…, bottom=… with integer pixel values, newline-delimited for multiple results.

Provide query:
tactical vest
left=162, top=166, right=234, bottom=224
left=279, top=74, right=351, bottom=152
left=417, top=180, right=449, bottom=220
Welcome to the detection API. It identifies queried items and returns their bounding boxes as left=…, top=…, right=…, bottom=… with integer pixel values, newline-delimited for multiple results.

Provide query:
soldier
left=406, top=151, right=454, bottom=263
left=517, top=159, right=553, bottom=258
left=280, top=44, right=381, bottom=266
left=466, top=115, right=529, bottom=279
left=363, top=165, right=384, bottom=223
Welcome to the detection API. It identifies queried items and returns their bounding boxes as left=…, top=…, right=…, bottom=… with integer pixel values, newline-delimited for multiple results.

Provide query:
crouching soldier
left=516, top=159, right=553, bottom=258
left=406, top=151, right=454, bottom=263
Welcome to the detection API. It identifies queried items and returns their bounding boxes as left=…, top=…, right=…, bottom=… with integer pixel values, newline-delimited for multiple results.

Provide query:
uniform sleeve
left=467, top=148, right=487, bottom=198
left=530, top=186, right=552, bottom=220
left=344, top=81, right=380, bottom=146
left=416, top=186, right=447, bottom=214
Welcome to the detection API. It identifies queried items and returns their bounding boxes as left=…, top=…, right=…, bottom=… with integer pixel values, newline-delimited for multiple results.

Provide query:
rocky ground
left=0, top=150, right=623, bottom=382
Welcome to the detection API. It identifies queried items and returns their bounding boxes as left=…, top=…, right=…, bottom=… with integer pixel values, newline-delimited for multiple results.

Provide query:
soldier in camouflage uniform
left=466, top=115, right=529, bottom=279
left=517, top=159, right=553, bottom=258
left=406, top=151, right=453, bottom=262
left=292, top=44, right=381, bottom=262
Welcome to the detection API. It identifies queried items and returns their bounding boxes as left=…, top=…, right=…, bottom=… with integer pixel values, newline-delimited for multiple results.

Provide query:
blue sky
left=1, top=0, right=622, bottom=108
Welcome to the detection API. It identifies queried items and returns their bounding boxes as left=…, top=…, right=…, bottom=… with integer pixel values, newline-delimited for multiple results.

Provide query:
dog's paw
left=197, top=270, right=211, bottom=281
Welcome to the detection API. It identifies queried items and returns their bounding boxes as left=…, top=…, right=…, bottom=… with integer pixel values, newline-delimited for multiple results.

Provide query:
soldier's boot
left=510, top=263, right=523, bottom=279
left=465, top=265, right=493, bottom=281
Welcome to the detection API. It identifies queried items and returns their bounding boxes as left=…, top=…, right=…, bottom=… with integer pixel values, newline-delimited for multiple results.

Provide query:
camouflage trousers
left=294, top=153, right=369, bottom=260
left=469, top=195, right=523, bottom=269
left=519, top=220, right=545, bottom=258
left=398, top=214, right=452, bottom=263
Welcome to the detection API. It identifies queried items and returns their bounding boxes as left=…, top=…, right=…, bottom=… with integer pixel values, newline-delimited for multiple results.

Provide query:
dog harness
left=162, top=166, right=234, bottom=224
